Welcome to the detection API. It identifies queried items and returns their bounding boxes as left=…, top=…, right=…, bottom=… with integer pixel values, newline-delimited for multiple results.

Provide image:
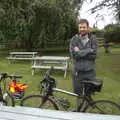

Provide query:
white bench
left=32, top=56, right=70, bottom=78
left=0, top=106, right=120, bottom=120
left=7, top=52, right=38, bottom=63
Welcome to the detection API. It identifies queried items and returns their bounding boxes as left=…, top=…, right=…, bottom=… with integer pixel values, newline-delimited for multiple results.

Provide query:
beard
left=79, top=31, right=88, bottom=36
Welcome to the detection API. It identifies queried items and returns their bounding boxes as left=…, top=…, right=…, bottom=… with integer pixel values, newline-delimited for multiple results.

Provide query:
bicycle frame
left=53, top=88, right=78, bottom=97
left=40, top=67, right=99, bottom=111
left=41, top=81, right=93, bottom=112
left=52, top=87, right=89, bottom=111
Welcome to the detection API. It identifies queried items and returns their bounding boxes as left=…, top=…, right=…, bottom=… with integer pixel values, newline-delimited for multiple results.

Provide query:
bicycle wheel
left=0, top=99, right=7, bottom=106
left=4, top=92, right=15, bottom=106
left=0, top=93, right=14, bottom=106
left=20, top=95, right=59, bottom=110
left=85, top=100, right=120, bottom=115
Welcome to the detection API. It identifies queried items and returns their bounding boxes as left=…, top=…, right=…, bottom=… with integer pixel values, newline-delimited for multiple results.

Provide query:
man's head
left=78, top=19, right=89, bottom=36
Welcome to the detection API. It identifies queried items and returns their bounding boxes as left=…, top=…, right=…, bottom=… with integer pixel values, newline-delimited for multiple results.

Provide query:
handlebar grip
left=0, top=73, right=22, bottom=81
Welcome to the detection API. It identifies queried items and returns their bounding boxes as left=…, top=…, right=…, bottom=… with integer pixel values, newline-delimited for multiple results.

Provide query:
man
left=69, top=19, right=98, bottom=96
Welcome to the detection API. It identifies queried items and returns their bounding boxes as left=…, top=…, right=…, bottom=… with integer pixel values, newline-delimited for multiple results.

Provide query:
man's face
left=78, top=23, right=89, bottom=36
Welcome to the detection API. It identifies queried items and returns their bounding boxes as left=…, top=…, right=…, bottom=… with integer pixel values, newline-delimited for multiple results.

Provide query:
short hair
left=78, top=19, right=89, bottom=26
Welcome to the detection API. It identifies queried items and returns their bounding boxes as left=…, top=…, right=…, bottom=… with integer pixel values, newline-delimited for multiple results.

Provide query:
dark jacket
left=69, top=33, right=98, bottom=71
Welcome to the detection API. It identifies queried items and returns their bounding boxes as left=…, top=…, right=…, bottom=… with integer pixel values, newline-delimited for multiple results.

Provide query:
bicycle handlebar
left=44, top=66, right=54, bottom=79
left=0, top=73, right=22, bottom=80
left=40, top=66, right=56, bottom=91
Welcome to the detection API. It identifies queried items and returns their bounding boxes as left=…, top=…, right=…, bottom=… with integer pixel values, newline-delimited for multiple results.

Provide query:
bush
left=104, top=24, right=120, bottom=43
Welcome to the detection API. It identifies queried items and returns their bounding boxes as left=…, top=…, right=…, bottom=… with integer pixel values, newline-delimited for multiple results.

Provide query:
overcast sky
left=79, top=0, right=116, bottom=29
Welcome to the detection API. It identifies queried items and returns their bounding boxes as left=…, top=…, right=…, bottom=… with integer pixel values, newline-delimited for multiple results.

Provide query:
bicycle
left=20, top=67, right=120, bottom=115
left=0, top=73, right=28, bottom=106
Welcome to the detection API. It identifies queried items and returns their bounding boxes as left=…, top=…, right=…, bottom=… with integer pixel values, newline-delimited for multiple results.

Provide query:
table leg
left=64, top=70, right=67, bottom=78
left=32, top=68, right=35, bottom=76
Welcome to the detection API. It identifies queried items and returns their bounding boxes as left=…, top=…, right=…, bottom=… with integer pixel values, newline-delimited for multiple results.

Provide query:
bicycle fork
left=0, top=88, right=4, bottom=101
left=39, top=96, right=49, bottom=108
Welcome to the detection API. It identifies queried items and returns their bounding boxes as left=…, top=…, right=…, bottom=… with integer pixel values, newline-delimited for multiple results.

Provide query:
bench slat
left=10, top=52, right=37, bottom=55
left=32, top=65, right=67, bottom=70
left=7, top=57, right=34, bottom=60
left=7, top=52, right=38, bottom=63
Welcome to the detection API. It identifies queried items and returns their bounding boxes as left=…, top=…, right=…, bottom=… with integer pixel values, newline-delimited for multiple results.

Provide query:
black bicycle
left=20, top=67, right=120, bottom=115
left=0, top=73, right=27, bottom=106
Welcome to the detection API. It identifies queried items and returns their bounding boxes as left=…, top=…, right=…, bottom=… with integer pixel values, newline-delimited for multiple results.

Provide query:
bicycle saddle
left=81, top=79, right=103, bottom=86
left=81, top=79, right=103, bottom=92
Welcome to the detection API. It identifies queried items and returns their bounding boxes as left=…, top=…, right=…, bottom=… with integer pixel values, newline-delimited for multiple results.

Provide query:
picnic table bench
left=32, top=56, right=70, bottom=78
left=7, top=52, right=38, bottom=63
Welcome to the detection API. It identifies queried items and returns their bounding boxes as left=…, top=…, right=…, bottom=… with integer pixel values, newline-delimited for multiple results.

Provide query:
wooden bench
left=32, top=56, right=70, bottom=78
left=7, top=52, right=38, bottom=63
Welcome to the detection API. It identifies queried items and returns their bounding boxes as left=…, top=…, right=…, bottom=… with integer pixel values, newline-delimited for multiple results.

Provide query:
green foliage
left=104, top=24, right=120, bottom=43
left=90, top=28, right=104, bottom=35
left=0, top=0, right=78, bottom=51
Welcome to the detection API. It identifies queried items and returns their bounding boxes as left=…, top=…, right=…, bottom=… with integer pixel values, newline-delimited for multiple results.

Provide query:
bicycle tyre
left=0, top=93, right=14, bottom=106
left=84, top=100, right=120, bottom=115
left=0, top=100, right=7, bottom=106
left=20, top=95, right=59, bottom=110
left=5, top=92, right=15, bottom=106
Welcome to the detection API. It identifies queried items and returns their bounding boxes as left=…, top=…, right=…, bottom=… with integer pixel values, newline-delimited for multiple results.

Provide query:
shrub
left=104, top=24, right=120, bottom=43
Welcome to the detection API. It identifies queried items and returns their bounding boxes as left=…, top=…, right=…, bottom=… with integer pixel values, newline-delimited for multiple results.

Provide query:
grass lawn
left=0, top=47, right=120, bottom=108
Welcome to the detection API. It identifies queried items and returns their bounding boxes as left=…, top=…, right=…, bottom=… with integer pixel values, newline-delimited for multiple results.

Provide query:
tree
left=0, top=0, right=35, bottom=49
left=89, top=0, right=120, bottom=22
left=0, top=0, right=85, bottom=51
left=104, top=24, right=120, bottom=43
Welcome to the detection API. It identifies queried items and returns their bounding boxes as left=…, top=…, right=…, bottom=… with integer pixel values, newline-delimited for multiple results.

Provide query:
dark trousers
left=72, top=69, right=96, bottom=95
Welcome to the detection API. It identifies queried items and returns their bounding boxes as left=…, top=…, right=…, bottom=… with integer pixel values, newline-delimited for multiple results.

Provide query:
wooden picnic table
left=32, top=56, right=70, bottom=78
